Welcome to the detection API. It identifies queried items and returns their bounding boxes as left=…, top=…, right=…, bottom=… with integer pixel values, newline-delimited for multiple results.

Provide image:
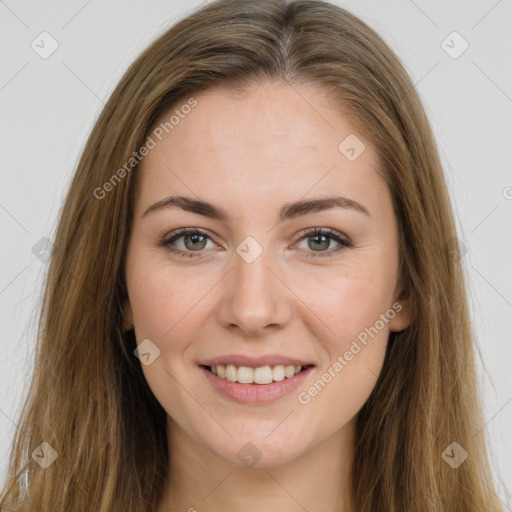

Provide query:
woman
left=0, top=0, right=504, bottom=510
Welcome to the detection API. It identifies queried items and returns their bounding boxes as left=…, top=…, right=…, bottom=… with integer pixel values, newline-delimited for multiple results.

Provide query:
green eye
left=307, top=233, right=331, bottom=251
left=162, top=228, right=217, bottom=258
left=182, top=233, right=208, bottom=251
left=161, top=227, right=351, bottom=259
left=295, top=228, right=351, bottom=258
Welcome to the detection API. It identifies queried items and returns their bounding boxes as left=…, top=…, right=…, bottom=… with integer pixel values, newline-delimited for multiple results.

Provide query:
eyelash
left=160, top=227, right=352, bottom=259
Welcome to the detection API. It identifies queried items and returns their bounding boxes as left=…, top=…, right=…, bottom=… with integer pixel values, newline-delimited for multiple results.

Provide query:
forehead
left=134, top=82, right=388, bottom=218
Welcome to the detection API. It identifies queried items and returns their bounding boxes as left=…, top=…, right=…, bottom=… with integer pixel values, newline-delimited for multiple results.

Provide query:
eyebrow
left=142, top=195, right=370, bottom=221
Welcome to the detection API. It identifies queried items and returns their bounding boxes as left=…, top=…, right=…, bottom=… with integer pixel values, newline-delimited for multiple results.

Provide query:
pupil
left=185, top=234, right=206, bottom=250
left=309, top=235, right=329, bottom=251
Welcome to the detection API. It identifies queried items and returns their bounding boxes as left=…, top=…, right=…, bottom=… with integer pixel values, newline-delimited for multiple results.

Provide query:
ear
left=389, top=289, right=413, bottom=332
left=122, top=298, right=134, bottom=331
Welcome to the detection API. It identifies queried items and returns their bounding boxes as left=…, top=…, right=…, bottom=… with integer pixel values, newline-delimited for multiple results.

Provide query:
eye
left=293, top=228, right=351, bottom=258
left=161, top=228, right=219, bottom=258
left=161, top=227, right=351, bottom=259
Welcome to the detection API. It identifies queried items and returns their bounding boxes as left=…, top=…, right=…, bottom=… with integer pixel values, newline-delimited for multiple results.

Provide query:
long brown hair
left=0, top=0, right=504, bottom=510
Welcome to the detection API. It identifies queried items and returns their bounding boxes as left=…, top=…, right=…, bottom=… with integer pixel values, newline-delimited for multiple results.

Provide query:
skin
left=123, top=81, right=412, bottom=512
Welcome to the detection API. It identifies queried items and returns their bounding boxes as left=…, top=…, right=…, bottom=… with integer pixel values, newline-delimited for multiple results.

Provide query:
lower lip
left=199, top=365, right=315, bottom=404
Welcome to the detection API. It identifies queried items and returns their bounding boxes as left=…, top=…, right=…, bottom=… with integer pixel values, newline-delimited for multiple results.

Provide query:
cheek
left=291, top=254, right=396, bottom=403
left=127, top=264, right=213, bottom=416
left=295, top=273, right=391, bottom=426
left=293, top=260, right=397, bottom=345
left=127, top=258, right=215, bottom=341
left=127, top=260, right=220, bottom=397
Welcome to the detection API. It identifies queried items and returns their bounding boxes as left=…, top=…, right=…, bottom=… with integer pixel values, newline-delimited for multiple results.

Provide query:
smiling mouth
left=201, top=364, right=314, bottom=385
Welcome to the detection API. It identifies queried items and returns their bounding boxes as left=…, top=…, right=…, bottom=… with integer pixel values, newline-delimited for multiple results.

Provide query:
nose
left=215, top=247, right=293, bottom=337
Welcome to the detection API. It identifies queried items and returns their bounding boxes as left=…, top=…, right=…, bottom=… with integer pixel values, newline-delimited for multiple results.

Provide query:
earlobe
left=389, top=294, right=413, bottom=333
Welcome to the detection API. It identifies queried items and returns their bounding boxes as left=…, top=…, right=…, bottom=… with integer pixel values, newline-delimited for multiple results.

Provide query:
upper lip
left=199, top=354, right=315, bottom=368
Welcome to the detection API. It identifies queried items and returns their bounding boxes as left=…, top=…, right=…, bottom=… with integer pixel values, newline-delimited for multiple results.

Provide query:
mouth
left=200, top=363, right=314, bottom=384
left=199, top=363, right=316, bottom=404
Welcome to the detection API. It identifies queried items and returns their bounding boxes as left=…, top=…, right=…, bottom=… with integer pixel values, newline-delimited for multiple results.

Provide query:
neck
left=157, top=417, right=355, bottom=512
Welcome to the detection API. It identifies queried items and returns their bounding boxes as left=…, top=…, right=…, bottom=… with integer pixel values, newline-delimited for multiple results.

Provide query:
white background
left=0, top=0, right=511, bottom=507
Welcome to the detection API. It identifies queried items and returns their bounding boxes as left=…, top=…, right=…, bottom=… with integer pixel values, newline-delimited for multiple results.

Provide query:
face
left=123, top=81, right=411, bottom=468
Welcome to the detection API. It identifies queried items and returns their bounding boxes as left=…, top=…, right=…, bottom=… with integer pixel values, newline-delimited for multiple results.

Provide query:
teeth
left=254, top=366, right=273, bottom=384
left=272, top=365, right=285, bottom=382
left=208, top=364, right=305, bottom=384
left=238, top=365, right=254, bottom=384
left=225, top=364, right=237, bottom=382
